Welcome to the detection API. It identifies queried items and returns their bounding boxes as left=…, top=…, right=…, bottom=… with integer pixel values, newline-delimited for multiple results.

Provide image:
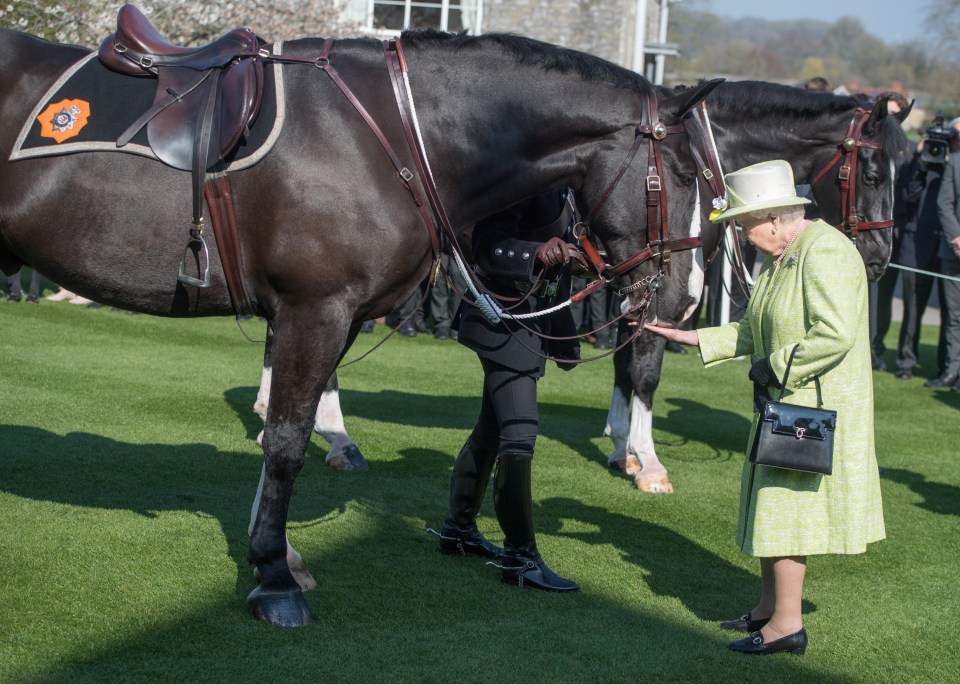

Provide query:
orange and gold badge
left=37, top=99, right=91, bottom=143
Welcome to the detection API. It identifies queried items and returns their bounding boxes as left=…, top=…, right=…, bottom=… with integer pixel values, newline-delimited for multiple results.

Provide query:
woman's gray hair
left=746, top=205, right=806, bottom=222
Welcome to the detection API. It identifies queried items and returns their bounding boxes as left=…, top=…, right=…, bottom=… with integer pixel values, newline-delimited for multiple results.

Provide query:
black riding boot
left=438, top=438, right=503, bottom=558
left=493, top=452, right=579, bottom=592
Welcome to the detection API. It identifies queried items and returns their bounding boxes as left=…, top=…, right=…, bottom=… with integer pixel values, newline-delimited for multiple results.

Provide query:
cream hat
left=710, top=160, right=810, bottom=223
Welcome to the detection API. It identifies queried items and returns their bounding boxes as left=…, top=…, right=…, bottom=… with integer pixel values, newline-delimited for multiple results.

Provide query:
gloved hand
left=554, top=345, right=580, bottom=371
left=749, top=356, right=781, bottom=413
left=535, top=237, right=588, bottom=269
left=753, top=383, right=772, bottom=414
left=748, top=356, right=782, bottom=389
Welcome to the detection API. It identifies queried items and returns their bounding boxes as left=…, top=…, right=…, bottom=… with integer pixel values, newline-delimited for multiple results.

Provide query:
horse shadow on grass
left=2, top=426, right=841, bottom=681
left=222, top=387, right=753, bottom=476
left=0, top=423, right=382, bottom=603
left=880, top=468, right=960, bottom=517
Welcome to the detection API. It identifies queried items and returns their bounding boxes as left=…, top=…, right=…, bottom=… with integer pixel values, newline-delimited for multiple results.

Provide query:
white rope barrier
left=887, top=263, right=960, bottom=283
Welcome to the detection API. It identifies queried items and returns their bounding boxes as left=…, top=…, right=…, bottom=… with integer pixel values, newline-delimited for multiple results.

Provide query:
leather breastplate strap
left=810, top=106, right=891, bottom=238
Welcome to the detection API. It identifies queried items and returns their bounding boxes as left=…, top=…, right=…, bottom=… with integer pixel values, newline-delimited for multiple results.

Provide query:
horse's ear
left=863, top=98, right=890, bottom=136
left=894, top=99, right=915, bottom=124
left=658, top=78, right=724, bottom=123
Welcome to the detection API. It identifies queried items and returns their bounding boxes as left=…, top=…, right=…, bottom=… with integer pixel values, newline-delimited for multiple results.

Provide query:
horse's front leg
left=604, top=331, right=674, bottom=493
left=247, top=311, right=350, bottom=627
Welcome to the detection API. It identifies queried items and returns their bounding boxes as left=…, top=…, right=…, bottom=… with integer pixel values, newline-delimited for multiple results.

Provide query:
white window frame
left=353, top=0, right=483, bottom=36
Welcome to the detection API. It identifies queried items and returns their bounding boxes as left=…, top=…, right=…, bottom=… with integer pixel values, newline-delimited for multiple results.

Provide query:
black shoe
left=499, top=546, right=580, bottom=592
left=665, top=340, right=688, bottom=354
left=872, top=357, right=887, bottom=371
left=434, top=329, right=450, bottom=340
left=398, top=321, right=417, bottom=337
left=493, top=452, right=579, bottom=592
left=416, top=321, right=433, bottom=334
left=6, top=293, right=22, bottom=303
left=924, top=373, right=958, bottom=388
left=360, top=320, right=375, bottom=333
left=729, top=628, right=807, bottom=656
left=720, top=612, right=771, bottom=633
left=26, top=295, right=40, bottom=304
left=894, top=369, right=913, bottom=380
left=436, top=524, right=502, bottom=559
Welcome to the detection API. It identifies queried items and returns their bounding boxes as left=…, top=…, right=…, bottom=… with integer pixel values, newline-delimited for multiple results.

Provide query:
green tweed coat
left=698, top=220, right=885, bottom=557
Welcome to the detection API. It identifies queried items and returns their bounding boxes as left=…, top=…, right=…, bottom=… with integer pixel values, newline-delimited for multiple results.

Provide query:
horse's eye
left=863, top=171, right=880, bottom=186
left=678, top=172, right=695, bottom=187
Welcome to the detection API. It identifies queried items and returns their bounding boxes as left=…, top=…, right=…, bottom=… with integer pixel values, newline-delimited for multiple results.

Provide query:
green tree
left=0, top=0, right=356, bottom=48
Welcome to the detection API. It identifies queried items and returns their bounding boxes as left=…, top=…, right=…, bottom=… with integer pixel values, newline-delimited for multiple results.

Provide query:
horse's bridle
left=569, top=92, right=702, bottom=307
left=810, top=106, right=892, bottom=238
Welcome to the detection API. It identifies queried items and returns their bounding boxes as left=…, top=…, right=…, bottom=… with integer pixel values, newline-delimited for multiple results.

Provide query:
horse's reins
left=273, top=38, right=704, bottom=364
left=810, top=105, right=893, bottom=239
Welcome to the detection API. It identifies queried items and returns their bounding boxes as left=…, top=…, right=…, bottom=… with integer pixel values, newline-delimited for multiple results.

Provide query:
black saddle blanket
left=10, top=44, right=286, bottom=171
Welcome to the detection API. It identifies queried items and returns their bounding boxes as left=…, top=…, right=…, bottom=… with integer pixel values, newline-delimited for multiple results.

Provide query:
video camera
left=921, top=112, right=959, bottom=164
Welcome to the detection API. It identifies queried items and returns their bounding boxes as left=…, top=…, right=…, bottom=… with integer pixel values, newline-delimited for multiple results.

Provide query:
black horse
left=0, top=24, right=720, bottom=626
left=605, top=81, right=911, bottom=491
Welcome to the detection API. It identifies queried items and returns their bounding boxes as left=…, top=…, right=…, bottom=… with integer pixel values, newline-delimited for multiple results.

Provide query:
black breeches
left=470, top=357, right=539, bottom=457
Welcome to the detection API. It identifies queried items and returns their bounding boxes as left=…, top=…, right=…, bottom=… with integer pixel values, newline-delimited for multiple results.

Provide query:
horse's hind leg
left=255, top=328, right=367, bottom=471
left=315, top=372, right=368, bottom=472
left=247, top=310, right=350, bottom=627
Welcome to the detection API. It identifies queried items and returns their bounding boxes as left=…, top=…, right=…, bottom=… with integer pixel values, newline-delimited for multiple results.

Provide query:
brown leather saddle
left=98, top=3, right=264, bottom=173
left=98, top=4, right=266, bottom=291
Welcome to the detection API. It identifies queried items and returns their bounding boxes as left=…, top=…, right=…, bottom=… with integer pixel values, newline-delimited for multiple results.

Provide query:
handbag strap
left=776, top=344, right=824, bottom=408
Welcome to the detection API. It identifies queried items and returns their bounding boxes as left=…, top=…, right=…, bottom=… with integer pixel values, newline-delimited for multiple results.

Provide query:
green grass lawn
left=1, top=298, right=958, bottom=682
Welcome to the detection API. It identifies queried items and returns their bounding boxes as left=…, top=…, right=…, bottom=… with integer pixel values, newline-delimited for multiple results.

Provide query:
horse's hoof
left=634, top=474, right=674, bottom=494
left=247, top=585, right=316, bottom=627
left=624, top=454, right=642, bottom=476
left=326, top=444, right=369, bottom=472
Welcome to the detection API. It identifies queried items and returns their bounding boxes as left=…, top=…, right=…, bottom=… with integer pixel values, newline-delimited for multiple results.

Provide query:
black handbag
left=749, top=345, right=836, bottom=475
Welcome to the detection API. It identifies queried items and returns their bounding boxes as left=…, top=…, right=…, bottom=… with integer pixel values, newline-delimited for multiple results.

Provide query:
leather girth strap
left=204, top=173, right=257, bottom=316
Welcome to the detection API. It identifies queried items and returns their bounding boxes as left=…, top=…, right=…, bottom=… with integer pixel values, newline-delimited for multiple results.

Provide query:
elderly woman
left=647, top=160, right=885, bottom=656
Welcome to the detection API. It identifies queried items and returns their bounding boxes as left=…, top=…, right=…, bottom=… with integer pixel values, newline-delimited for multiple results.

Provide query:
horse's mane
left=401, top=29, right=653, bottom=93
left=675, top=79, right=909, bottom=160
left=695, top=80, right=858, bottom=118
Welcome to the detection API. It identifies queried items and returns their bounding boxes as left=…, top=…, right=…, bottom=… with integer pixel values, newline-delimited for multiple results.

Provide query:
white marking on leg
left=604, top=386, right=630, bottom=466
left=630, top=395, right=673, bottom=492
left=253, top=366, right=272, bottom=421
left=249, top=462, right=265, bottom=536
left=683, top=185, right=704, bottom=322
left=315, top=388, right=356, bottom=459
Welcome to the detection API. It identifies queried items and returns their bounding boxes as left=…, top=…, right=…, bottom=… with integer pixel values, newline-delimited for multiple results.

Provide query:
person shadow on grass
left=880, top=468, right=960, bottom=517
left=535, top=496, right=817, bottom=622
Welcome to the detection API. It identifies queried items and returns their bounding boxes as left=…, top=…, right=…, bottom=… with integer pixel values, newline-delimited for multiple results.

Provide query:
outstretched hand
left=535, top=237, right=588, bottom=269
left=643, top=324, right=700, bottom=348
